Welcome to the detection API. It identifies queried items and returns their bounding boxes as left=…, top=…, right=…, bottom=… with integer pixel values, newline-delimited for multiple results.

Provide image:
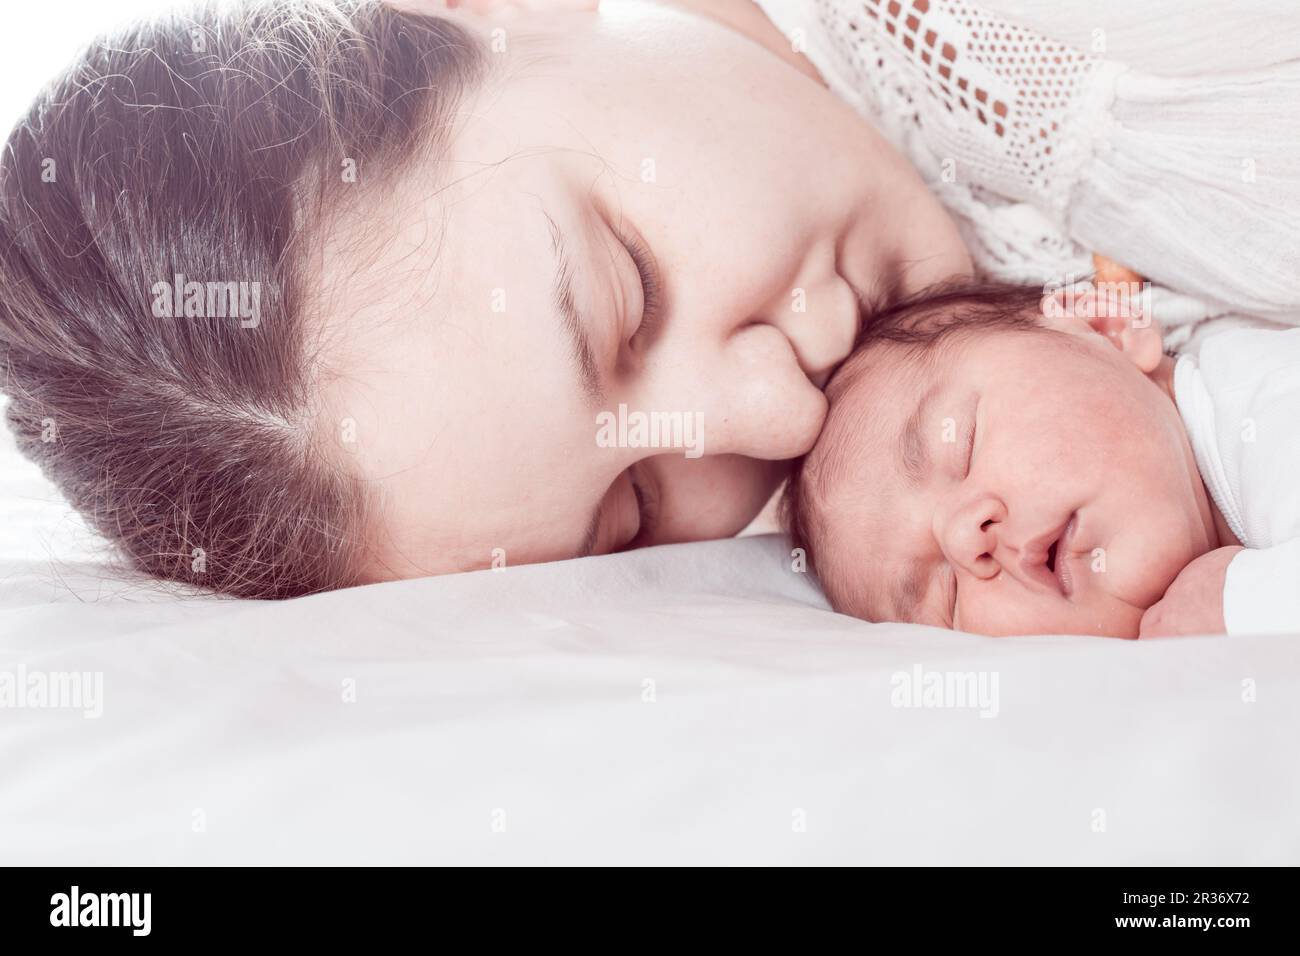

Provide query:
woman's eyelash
left=623, top=232, right=663, bottom=345
left=631, top=470, right=657, bottom=531
left=618, top=465, right=658, bottom=552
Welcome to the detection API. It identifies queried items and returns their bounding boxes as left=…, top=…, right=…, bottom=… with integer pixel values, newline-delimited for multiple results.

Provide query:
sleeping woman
left=0, top=0, right=1295, bottom=597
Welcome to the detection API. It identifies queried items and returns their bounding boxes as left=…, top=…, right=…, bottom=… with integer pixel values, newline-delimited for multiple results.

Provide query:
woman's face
left=319, top=0, right=971, bottom=577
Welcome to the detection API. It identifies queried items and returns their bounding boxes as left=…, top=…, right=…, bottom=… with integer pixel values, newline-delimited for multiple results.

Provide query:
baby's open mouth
left=1025, top=513, right=1077, bottom=597
left=1052, top=514, right=1077, bottom=596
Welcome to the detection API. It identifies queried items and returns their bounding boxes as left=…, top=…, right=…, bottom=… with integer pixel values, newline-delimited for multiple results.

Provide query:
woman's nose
left=637, top=319, right=831, bottom=462
left=757, top=275, right=863, bottom=387
left=939, top=495, right=1006, bottom=579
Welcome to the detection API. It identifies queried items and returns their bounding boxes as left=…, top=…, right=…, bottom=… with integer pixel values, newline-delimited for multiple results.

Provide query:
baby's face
left=813, top=324, right=1219, bottom=637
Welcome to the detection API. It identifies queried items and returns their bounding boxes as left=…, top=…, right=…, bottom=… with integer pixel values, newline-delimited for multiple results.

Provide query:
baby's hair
left=850, top=275, right=1049, bottom=352
left=0, top=0, right=486, bottom=598
left=782, top=276, right=1051, bottom=612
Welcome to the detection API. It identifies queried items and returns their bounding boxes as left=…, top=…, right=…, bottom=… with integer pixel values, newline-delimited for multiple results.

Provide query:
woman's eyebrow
left=544, top=212, right=605, bottom=406
left=885, top=386, right=941, bottom=622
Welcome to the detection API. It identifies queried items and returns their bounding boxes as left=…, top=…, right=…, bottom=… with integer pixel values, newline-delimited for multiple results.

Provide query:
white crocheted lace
left=816, top=0, right=1110, bottom=211
left=759, top=0, right=1233, bottom=336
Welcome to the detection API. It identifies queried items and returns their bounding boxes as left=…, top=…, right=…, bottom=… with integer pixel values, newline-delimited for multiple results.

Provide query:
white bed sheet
left=1, top=413, right=1298, bottom=865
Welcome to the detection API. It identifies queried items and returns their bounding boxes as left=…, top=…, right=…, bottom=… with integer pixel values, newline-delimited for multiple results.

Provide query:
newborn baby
left=784, top=279, right=1300, bottom=638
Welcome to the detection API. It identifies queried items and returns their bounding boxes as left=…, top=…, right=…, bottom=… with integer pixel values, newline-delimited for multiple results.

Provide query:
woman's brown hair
left=0, top=0, right=485, bottom=597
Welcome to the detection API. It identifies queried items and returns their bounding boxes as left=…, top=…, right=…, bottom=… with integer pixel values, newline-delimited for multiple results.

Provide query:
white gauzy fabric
left=1174, top=328, right=1300, bottom=635
left=978, top=0, right=1300, bottom=78
left=751, top=0, right=1300, bottom=340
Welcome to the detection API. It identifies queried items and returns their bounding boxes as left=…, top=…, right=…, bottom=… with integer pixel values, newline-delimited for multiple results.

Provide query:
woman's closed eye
left=619, top=229, right=664, bottom=350
left=623, top=460, right=659, bottom=549
left=597, top=461, right=659, bottom=554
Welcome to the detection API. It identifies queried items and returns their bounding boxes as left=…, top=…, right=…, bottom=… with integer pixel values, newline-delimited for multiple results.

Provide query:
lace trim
left=815, top=0, right=1108, bottom=208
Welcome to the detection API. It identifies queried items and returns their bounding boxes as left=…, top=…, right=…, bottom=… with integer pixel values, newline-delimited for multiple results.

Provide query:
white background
left=0, top=2, right=203, bottom=132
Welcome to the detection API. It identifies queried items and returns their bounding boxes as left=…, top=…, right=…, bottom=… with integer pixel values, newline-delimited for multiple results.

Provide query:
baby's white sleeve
left=1223, top=541, right=1300, bottom=635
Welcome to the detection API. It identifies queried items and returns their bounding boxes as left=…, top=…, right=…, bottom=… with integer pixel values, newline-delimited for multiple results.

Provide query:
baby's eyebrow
left=899, top=384, right=940, bottom=487
left=884, top=384, right=942, bottom=623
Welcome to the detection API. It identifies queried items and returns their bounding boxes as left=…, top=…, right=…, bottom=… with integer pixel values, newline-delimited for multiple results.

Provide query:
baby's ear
left=1040, top=281, right=1164, bottom=374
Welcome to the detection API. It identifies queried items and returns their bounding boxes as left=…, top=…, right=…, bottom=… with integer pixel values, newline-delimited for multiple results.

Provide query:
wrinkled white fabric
left=1174, top=328, right=1300, bottom=635
left=4, top=530, right=1300, bottom=863
left=3, top=412, right=1298, bottom=863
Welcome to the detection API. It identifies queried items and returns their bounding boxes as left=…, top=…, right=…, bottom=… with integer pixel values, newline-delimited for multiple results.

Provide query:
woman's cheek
left=647, top=455, right=786, bottom=544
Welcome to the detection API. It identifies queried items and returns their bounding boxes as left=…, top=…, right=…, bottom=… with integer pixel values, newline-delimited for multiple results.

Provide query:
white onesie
left=1174, top=328, right=1300, bottom=634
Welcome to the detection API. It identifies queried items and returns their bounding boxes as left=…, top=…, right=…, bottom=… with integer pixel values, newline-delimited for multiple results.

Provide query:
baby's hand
left=1138, top=546, right=1244, bottom=638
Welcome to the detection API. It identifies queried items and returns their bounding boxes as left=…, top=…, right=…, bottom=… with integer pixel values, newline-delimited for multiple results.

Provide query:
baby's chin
left=958, top=593, right=1149, bottom=639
